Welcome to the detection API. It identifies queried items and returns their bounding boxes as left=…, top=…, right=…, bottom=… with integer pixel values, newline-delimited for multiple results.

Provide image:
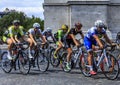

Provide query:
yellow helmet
left=61, top=24, right=68, bottom=30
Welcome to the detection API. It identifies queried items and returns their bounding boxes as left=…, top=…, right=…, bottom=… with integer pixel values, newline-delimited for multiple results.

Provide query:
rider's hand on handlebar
left=100, top=44, right=104, bottom=49
left=34, top=42, right=37, bottom=46
left=76, top=43, right=80, bottom=47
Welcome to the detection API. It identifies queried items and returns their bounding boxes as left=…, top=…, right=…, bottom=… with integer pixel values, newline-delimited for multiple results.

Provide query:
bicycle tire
left=18, top=52, right=30, bottom=75
left=79, top=52, right=91, bottom=77
left=37, top=52, right=49, bottom=72
left=102, top=52, right=119, bottom=80
left=61, top=52, right=71, bottom=72
left=1, top=52, right=12, bottom=73
left=50, top=49, right=60, bottom=67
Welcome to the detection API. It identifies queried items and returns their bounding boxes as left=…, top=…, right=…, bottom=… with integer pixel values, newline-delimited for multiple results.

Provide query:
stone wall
left=44, top=5, right=70, bottom=32
left=70, top=5, right=108, bottom=31
left=44, top=0, right=109, bottom=3
left=43, top=0, right=120, bottom=39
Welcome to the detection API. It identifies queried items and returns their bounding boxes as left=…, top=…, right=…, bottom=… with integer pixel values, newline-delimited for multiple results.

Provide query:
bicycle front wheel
left=37, top=52, right=49, bottom=72
left=102, top=52, right=119, bottom=80
left=1, top=52, right=12, bottom=73
left=79, top=53, right=91, bottom=77
left=18, top=52, right=30, bottom=75
left=50, top=49, right=60, bottom=67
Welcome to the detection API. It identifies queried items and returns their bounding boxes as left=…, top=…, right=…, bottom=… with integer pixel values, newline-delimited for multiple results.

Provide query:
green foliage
left=0, top=11, right=44, bottom=37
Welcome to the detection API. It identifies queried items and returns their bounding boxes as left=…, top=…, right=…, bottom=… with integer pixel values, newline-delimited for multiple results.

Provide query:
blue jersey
left=85, top=27, right=106, bottom=41
left=42, top=30, right=52, bottom=38
left=84, top=27, right=106, bottom=51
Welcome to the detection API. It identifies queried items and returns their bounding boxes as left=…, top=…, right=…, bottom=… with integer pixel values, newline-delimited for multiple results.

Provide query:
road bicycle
left=29, top=42, right=49, bottom=72
left=80, top=44, right=119, bottom=80
left=1, top=43, right=30, bottom=74
left=50, top=46, right=67, bottom=68
left=61, top=44, right=87, bottom=72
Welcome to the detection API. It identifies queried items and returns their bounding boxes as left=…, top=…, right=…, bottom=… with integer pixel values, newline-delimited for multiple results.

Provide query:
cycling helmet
left=94, top=20, right=105, bottom=28
left=13, top=20, right=20, bottom=25
left=33, top=23, right=40, bottom=29
left=75, top=22, right=82, bottom=28
left=46, top=27, right=52, bottom=32
left=61, top=24, right=68, bottom=30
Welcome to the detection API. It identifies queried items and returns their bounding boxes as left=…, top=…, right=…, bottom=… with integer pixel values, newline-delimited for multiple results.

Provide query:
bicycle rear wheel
left=18, top=52, right=30, bottom=75
left=37, top=52, right=49, bottom=72
left=1, top=52, right=12, bottom=73
left=102, top=52, right=119, bottom=80
left=61, top=52, right=71, bottom=72
left=79, top=53, right=91, bottom=77
left=50, top=49, right=60, bottom=67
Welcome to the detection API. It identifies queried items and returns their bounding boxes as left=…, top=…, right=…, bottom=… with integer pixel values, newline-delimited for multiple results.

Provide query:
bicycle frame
left=72, top=45, right=85, bottom=67
left=93, top=48, right=112, bottom=69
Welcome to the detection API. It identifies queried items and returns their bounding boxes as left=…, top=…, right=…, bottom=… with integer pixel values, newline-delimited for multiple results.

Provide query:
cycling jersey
left=28, top=28, right=42, bottom=38
left=2, top=25, right=24, bottom=42
left=56, top=29, right=75, bottom=48
left=42, top=30, right=56, bottom=43
left=85, top=27, right=106, bottom=41
left=84, top=27, right=106, bottom=51
left=9, top=25, right=24, bottom=37
left=67, top=28, right=83, bottom=39
left=42, top=30, right=52, bottom=38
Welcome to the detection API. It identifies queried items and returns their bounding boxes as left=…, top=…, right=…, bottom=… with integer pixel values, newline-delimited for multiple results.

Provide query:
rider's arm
left=15, top=35, right=20, bottom=43
left=39, top=33, right=47, bottom=44
left=93, top=35, right=103, bottom=48
left=103, top=34, right=113, bottom=45
left=51, top=34, right=56, bottom=43
left=19, top=26, right=24, bottom=38
left=16, top=26, right=24, bottom=43
left=69, top=34, right=79, bottom=46
left=80, top=31, right=84, bottom=39
left=29, top=34, right=36, bottom=45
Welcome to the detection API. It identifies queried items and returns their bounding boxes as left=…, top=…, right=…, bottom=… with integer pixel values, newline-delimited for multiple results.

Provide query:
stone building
left=43, top=0, right=120, bottom=39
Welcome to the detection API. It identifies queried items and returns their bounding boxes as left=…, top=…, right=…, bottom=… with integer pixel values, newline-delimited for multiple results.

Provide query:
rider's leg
left=66, top=48, right=72, bottom=70
left=54, top=42, right=63, bottom=58
left=27, top=38, right=34, bottom=58
left=84, top=37, right=97, bottom=75
left=87, top=51, right=93, bottom=70
left=7, top=38, right=14, bottom=60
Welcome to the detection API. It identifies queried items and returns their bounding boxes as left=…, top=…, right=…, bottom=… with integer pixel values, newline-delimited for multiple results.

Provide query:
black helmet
left=75, top=22, right=82, bottom=27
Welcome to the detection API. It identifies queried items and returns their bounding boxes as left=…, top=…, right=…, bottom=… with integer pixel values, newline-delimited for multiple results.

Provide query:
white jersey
left=28, top=28, right=42, bottom=39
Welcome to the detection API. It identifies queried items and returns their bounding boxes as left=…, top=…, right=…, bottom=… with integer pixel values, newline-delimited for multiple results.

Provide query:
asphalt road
left=0, top=46, right=120, bottom=85
left=0, top=64, right=120, bottom=85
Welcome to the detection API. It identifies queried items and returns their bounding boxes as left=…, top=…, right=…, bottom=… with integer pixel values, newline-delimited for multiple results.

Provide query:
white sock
left=28, top=47, right=33, bottom=58
left=7, top=50, right=12, bottom=60
left=89, top=66, right=93, bottom=71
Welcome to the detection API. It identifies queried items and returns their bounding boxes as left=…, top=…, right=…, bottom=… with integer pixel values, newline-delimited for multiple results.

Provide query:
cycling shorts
left=84, top=36, right=97, bottom=51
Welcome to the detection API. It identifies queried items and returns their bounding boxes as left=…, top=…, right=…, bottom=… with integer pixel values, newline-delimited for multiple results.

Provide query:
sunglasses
left=14, top=24, right=19, bottom=26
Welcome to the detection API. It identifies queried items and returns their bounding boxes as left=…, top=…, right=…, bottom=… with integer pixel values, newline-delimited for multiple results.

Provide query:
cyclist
left=54, top=24, right=80, bottom=71
left=2, top=19, right=24, bottom=60
left=42, top=27, right=56, bottom=43
left=84, top=20, right=114, bottom=75
left=69, top=22, right=84, bottom=43
left=27, top=22, right=46, bottom=60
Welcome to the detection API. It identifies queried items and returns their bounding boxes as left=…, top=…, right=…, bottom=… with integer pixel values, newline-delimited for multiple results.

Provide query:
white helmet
left=94, top=20, right=105, bottom=28
left=33, top=23, right=40, bottom=29
left=46, top=27, right=52, bottom=32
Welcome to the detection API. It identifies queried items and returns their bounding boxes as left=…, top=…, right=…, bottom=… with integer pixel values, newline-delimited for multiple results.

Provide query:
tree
left=0, top=9, right=44, bottom=38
